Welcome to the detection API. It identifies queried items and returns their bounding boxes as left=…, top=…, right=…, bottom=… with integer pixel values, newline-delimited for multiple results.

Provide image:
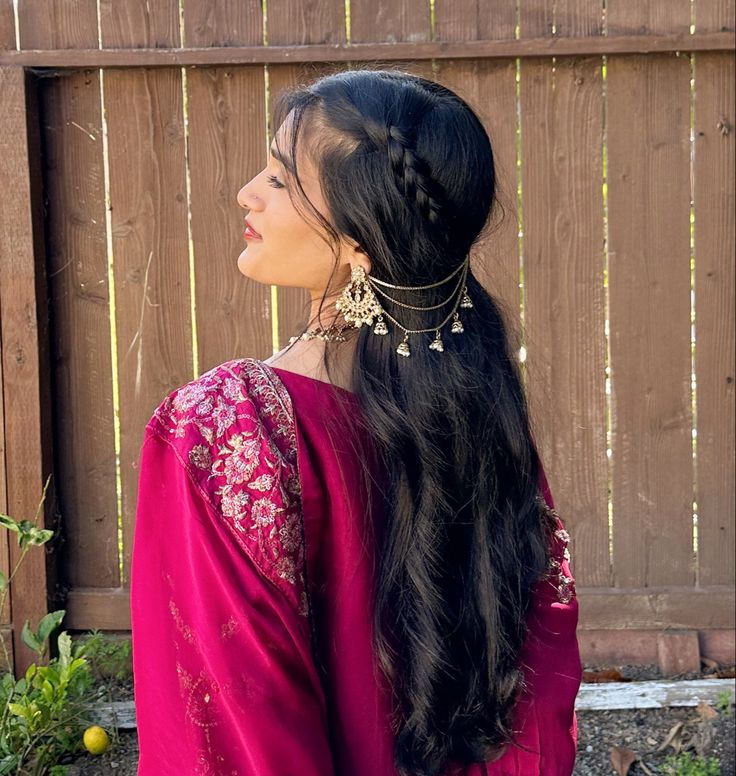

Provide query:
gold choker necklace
left=288, top=324, right=353, bottom=344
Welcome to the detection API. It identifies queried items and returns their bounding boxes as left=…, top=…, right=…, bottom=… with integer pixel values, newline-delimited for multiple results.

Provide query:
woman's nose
left=236, top=185, right=249, bottom=209
left=237, top=183, right=259, bottom=210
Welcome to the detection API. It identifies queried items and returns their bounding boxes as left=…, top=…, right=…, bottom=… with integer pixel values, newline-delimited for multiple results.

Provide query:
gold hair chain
left=329, top=256, right=474, bottom=357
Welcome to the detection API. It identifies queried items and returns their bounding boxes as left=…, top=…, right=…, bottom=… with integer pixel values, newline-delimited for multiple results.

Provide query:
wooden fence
left=0, top=0, right=733, bottom=675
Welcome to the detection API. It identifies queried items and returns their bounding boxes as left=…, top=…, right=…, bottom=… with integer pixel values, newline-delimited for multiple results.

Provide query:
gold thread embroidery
left=152, top=358, right=309, bottom=618
left=220, top=615, right=239, bottom=640
left=169, top=599, right=196, bottom=645
left=536, top=493, right=576, bottom=604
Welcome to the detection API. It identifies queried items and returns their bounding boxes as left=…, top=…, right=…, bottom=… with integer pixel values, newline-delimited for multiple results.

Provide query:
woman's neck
left=264, top=328, right=358, bottom=393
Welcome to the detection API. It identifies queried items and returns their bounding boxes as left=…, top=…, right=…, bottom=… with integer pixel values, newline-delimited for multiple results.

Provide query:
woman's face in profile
left=236, top=111, right=361, bottom=294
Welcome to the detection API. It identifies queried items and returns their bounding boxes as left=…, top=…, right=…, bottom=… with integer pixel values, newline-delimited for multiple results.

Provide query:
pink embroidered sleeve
left=130, top=359, right=335, bottom=776
left=516, top=457, right=581, bottom=769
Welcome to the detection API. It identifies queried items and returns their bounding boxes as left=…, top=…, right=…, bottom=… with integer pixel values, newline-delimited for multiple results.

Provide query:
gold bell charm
left=396, top=333, right=411, bottom=357
left=428, top=330, right=444, bottom=352
left=450, top=313, right=464, bottom=334
left=459, top=287, right=473, bottom=308
left=373, top=315, right=388, bottom=335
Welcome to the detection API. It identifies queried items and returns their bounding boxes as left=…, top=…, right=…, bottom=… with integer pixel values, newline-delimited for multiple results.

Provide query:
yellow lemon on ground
left=83, top=725, right=110, bottom=755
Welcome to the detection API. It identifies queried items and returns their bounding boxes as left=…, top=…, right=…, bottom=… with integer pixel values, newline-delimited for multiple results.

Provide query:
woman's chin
left=237, top=247, right=265, bottom=281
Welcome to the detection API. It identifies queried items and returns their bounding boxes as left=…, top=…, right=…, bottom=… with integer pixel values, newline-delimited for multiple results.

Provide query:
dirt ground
left=64, top=664, right=735, bottom=775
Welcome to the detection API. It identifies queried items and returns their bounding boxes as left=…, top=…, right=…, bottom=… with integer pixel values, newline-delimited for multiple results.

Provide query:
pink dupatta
left=131, top=358, right=582, bottom=775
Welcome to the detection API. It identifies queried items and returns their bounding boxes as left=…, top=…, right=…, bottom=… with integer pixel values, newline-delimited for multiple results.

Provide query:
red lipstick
left=243, top=219, right=262, bottom=240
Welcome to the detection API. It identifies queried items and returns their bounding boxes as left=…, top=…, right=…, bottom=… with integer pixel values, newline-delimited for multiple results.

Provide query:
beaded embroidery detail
left=149, top=358, right=308, bottom=618
left=536, top=493, right=576, bottom=604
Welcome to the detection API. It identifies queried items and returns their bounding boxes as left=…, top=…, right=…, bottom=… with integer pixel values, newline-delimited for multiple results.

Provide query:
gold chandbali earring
left=326, top=257, right=474, bottom=358
left=334, top=265, right=386, bottom=331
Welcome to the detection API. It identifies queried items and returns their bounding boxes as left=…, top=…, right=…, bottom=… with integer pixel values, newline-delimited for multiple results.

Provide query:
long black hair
left=269, top=68, right=554, bottom=776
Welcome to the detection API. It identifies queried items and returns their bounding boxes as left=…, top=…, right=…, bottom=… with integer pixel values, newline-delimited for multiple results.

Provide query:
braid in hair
left=385, top=125, right=444, bottom=225
left=361, top=119, right=446, bottom=225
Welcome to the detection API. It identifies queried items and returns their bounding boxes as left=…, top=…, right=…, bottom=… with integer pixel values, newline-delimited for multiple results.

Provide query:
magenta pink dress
left=130, top=358, right=582, bottom=775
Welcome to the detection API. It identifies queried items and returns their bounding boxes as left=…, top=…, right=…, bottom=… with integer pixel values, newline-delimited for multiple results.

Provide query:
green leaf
left=0, top=754, right=20, bottom=775
left=57, top=630, right=72, bottom=667
left=41, top=678, right=54, bottom=703
left=7, top=701, right=28, bottom=718
left=0, top=515, right=20, bottom=533
left=28, top=527, right=54, bottom=545
left=37, top=610, right=65, bottom=644
left=40, top=664, right=60, bottom=685
left=0, top=570, right=6, bottom=592
left=20, top=621, right=42, bottom=654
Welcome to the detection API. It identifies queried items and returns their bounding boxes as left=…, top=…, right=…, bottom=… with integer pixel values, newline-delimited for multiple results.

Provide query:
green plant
left=0, top=476, right=55, bottom=675
left=0, top=476, right=106, bottom=775
left=0, top=632, right=96, bottom=774
left=77, top=631, right=132, bottom=685
left=714, top=689, right=734, bottom=717
left=661, top=752, right=721, bottom=776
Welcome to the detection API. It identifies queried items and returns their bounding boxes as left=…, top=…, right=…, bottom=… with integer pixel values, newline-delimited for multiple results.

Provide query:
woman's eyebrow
left=269, top=143, right=291, bottom=169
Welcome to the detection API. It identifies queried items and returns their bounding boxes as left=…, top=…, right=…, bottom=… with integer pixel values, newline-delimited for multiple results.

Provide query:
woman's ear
left=343, top=238, right=372, bottom=275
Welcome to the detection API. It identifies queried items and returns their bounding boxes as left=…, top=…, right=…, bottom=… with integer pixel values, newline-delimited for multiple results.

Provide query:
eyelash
left=266, top=174, right=285, bottom=189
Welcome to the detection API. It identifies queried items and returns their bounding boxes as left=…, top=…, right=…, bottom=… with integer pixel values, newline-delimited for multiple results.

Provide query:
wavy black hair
left=269, top=68, right=553, bottom=776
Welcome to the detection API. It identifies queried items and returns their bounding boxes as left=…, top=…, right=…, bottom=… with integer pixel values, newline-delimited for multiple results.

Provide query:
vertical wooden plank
left=98, top=0, right=179, bottom=48
left=29, top=1, right=119, bottom=599
left=183, top=3, right=261, bottom=46
left=266, top=0, right=345, bottom=46
left=607, top=1, right=694, bottom=587
left=606, top=0, right=692, bottom=36
left=17, top=0, right=98, bottom=48
left=0, top=2, right=14, bottom=641
left=266, top=1, right=347, bottom=346
left=695, top=0, right=735, bottom=33
left=0, top=0, right=14, bottom=49
left=100, top=2, right=192, bottom=584
left=16, top=0, right=105, bottom=659
left=0, top=66, right=51, bottom=673
left=349, top=0, right=431, bottom=44
left=520, top=61, right=608, bottom=585
left=520, top=0, right=555, bottom=37
left=435, top=0, right=516, bottom=43
left=692, top=19, right=735, bottom=588
left=517, top=2, right=610, bottom=587
left=694, top=0, right=736, bottom=588
left=555, top=0, right=605, bottom=37
left=182, top=3, right=273, bottom=371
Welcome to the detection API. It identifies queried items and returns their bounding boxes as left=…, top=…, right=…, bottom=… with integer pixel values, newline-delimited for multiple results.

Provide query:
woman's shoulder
left=144, top=358, right=307, bottom=612
left=147, top=357, right=294, bottom=448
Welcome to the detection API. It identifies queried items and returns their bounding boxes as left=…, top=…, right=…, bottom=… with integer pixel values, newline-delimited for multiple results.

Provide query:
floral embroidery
left=169, top=598, right=197, bottom=645
left=220, top=615, right=239, bottom=640
left=176, top=663, right=241, bottom=775
left=149, top=358, right=308, bottom=618
left=536, top=493, right=576, bottom=604
left=176, top=663, right=221, bottom=730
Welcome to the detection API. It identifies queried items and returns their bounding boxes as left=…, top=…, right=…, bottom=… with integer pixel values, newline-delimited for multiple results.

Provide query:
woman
left=131, top=69, right=582, bottom=776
